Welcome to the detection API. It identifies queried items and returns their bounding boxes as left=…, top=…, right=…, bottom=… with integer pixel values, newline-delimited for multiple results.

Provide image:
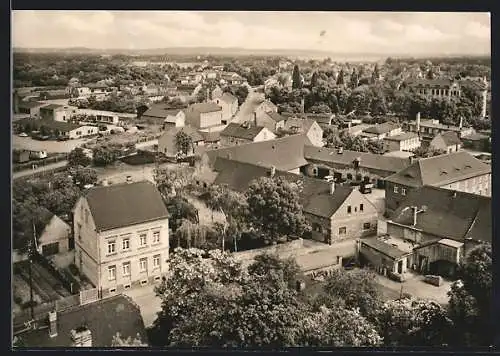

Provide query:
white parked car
left=18, top=132, right=28, bottom=137
left=324, top=175, right=335, bottom=183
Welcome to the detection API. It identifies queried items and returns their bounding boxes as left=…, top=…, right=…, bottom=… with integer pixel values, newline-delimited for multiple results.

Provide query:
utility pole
left=29, top=221, right=36, bottom=321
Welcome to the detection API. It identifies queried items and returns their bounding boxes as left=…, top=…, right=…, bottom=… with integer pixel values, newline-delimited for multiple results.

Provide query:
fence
left=13, top=153, right=68, bottom=172
left=80, top=287, right=99, bottom=306
left=232, top=238, right=305, bottom=265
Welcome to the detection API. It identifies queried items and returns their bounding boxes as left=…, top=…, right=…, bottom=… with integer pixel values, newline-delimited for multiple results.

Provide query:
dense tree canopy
left=246, top=177, right=310, bottom=244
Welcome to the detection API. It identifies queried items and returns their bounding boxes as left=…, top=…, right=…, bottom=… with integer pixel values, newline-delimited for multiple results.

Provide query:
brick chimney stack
left=71, top=326, right=92, bottom=347
left=48, top=311, right=58, bottom=338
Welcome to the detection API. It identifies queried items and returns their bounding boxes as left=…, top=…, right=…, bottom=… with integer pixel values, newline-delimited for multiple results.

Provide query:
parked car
left=324, top=175, right=334, bottom=183
left=360, top=183, right=373, bottom=194
left=18, top=132, right=28, bottom=137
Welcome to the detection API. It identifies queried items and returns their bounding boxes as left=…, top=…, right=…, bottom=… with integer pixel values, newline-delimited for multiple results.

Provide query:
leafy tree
left=165, top=196, right=199, bottom=232
left=307, top=103, right=332, bottom=114
left=350, top=68, right=359, bottom=89
left=154, top=167, right=194, bottom=197
left=204, top=184, right=248, bottom=251
left=371, top=64, right=380, bottom=84
left=234, top=85, right=249, bottom=105
left=378, top=298, right=453, bottom=346
left=324, top=268, right=382, bottom=322
left=292, top=64, right=302, bottom=89
left=412, top=146, right=446, bottom=158
left=300, top=305, right=382, bottom=347
left=70, top=167, right=98, bottom=187
left=246, top=177, right=310, bottom=244
left=310, top=71, right=319, bottom=88
left=175, top=130, right=193, bottom=156
left=92, top=145, right=119, bottom=167
left=111, top=332, right=147, bottom=347
left=336, top=69, right=345, bottom=86
left=447, top=243, right=493, bottom=346
left=247, top=253, right=300, bottom=289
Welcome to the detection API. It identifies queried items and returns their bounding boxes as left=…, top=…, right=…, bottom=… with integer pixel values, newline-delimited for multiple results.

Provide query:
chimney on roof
left=330, top=182, right=335, bottom=195
left=270, top=165, right=276, bottom=178
left=71, top=326, right=92, bottom=347
left=416, top=112, right=421, bottom=132
left=48, top=311, right=58, bottom=338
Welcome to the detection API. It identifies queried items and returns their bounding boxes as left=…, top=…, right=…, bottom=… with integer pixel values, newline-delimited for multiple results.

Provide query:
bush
left=14, top=296, right=23, bottom=305
left=68, top=264, right=79, bottom=276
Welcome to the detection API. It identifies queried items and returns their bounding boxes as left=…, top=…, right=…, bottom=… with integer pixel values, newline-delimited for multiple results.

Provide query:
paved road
left=13, top=160, right=68, bottom=180
left=231, top=88, right=265, bottom=124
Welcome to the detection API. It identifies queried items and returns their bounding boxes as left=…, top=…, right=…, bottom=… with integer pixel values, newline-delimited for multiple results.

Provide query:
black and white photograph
left=11, top=10, right=493, bottom=349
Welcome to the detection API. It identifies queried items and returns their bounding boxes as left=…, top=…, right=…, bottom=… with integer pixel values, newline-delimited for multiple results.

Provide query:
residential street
left=13, top=160, right=68, bottom=180
left=230, top=87, right=265, bottom=124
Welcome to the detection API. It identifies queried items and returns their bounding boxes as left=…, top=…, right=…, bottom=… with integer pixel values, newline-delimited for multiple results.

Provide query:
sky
left=12, top=11, right=491, bottom=55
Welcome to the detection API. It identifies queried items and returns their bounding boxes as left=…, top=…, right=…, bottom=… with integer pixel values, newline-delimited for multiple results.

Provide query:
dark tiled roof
left=304, top=146, right=410, bottom=175
left=160, top=125, right=204, bottom=143
left=459, top=79, right=487, bottom=91
left=384, top=132, right=419, bottom=142
left=199, top=130, right=221, bottom=142
left=439, top=132, right=462, bottom=146
left=204, top=134, right=312, bottom=172
left=18, top=101, right=46, bottom=109
left=188, top=102, right=222, bottom=114
left=407, top=78, right=454, bottom=88
left=264, top=111, right=286, bottom=123
left=361, top=237, right=410, bottom=260
left=389, top=185, right=491, bottom=243
left=85, top=181, right=169, bottom=231
left=212, top=157, right=331, bottom=205
left=284, top=118, right=317, bottom=132
left=40, top=104, right=65, bottom=111
left=220, top=123, right=267, bottom=140
left=303, top=185, right=353, bottom=218
left=17, top=295, right=147, bottom=347
left=220, top=92, right=238, bottom=104
left=363, top=122, right=400, bottom=135
left=142, top=105, right=182, bottom=120
left=385, top=151, right=491, bottom=187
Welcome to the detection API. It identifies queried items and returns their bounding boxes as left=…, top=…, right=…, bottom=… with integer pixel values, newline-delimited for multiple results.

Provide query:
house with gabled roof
left=212, top=92, right=238, bottom=123
left=255, top=111, right=286, bottom=133
left=185, top=102, right=223, bottom=129
left=141, top=105, right=186, bottom=128
left=386, top=185, right=491, bottom=275
left=208, top=157, right=377, bottom=245
left=16, top=101, right=48, bottom=118
left=158, top=125, right=205, bottom=158
left=201, top=133, right=312, bottom=174
left=220, top=122, right=276, bottom=146
left=303, top=183, right=379, bottom=244
left=283, top=118, right=324, bottom=147
left=429, top=131, right=462, bottom=153
left=73, top=181, right=169, bottom=298
left=384, top=151, right=491, bottom=215
left=303, top=145, right=412, bottom=187
left=359, top=122, right=402, bottom=141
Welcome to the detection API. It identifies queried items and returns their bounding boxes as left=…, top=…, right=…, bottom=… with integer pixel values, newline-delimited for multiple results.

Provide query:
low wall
left=232, top=239, right=305, bottom=265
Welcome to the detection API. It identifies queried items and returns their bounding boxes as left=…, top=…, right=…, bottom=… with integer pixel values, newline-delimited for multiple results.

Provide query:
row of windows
left=393, top=186, right=407, bottom=196
left=107, top=231, right=161, bottom=255
left=418, top=88, right=460, bottom=96
left=347, top=204, right=364, bottom=214
left=338, top=222, right=371, bottom=235
left=107, top=255, right=162, bottom=280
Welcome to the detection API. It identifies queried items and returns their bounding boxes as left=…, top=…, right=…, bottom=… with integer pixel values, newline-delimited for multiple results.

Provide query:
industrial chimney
left=330, top=182, right=335, bottom=195
left=459, top=116, right=463, bottom=129
left=416, top=112, right=421, bottom=132
left=48, top=311, right=58, bottom=338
